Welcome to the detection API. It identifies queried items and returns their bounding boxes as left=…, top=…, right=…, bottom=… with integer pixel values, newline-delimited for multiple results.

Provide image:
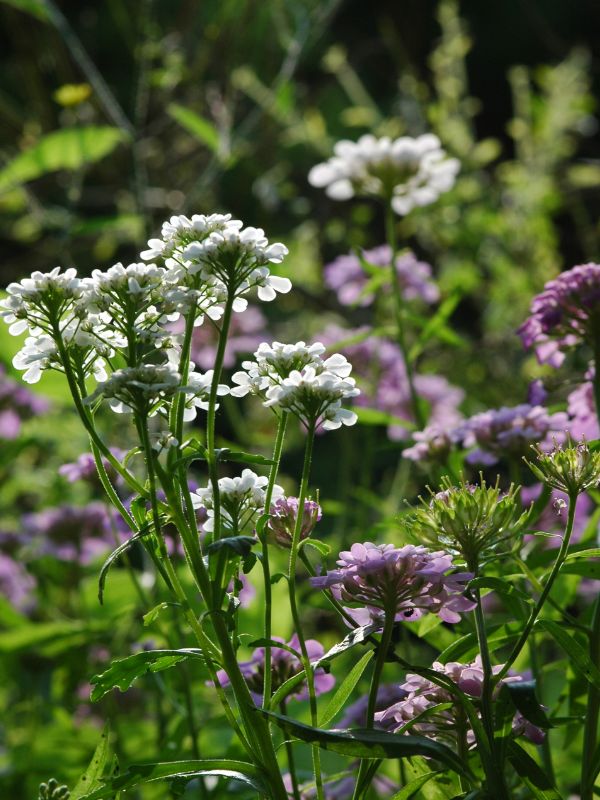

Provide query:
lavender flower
left=0, top=553, right=36, bottom=611
left=311, top=542, right=474, bottom=626
left=59, top=449, right=126, bottom=485
left=339, top=683, right=408, bottom=729
left=21, top=503, right=124, bottom=564
left=455, top=404, right=569, bottom=466
left=403, top=424, right=458, bottom=462
left=376, top=657, right=545, bottom=746
left=324, top=246, right=439, bottom=307
left=266, top=496, right=322, bottom=548
left=0, top=365, right=48, bottom=439
left=216, top=634, right=334, bottom=704
left=518, top=263, right=600, bottom=367
left=567, top=379, right=599, bottom=441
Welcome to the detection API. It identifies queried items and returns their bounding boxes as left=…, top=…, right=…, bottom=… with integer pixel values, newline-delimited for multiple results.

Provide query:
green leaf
left=535, top=619, right=600, bottom=690
left=71, top=724, right=112, bottom=800
left=504, top=680, right=550, bottom=729
left=216, top=449, right=274, bottom=466
left=354, top=406, right=415, bottom=431
left=143, top=602, right=180, bottom=627
left=90, top=649, right=204, bottom=701
left=565, top=548, right=600, bottom=561
left=507, top=741, right=562, bottom=799
left=0, top=0, right=49, bottom=20
left=261, top=710, right=468, bottom=775
left=467, top=577, right=531, bottom=619
left=167, top=104, right=220, bottom=153
left=318, top=650, right=374, bottom=727
left=77, top=759, right=268, bottom=799
left=206, top=535, right=257, bottom=558
left=0, top=127, right=127, bottom=192
left=98, top=530, right=150, bottom=604
left=390, top=771, right=442, bottom=800
left=320, top=623, right=379, bottom=663
left=561, top=561, right=600, bottom=579
left=300, top=538, right=331, bottom=557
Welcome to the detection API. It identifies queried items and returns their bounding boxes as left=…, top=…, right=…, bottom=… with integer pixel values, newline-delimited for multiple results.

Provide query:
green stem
left=261, top=412, right=289, bottom=707
left=528, top=635, right=555, bottom=783
left=496, top=492, right=578, bottom=682
left=385, top=203, right=424, bottom=429
left=287, top=420, right=324, bottom=800
left=281, top=700, right=302, bottom=800
left=352, top=611, right=395, bottom=800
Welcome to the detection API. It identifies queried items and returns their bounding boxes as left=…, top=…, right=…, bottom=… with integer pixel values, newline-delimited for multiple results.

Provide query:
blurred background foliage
left=1, top=0, right=600, bottom=796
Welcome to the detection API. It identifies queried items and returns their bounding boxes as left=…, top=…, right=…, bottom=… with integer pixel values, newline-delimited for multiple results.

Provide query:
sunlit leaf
left=71, top=724, right=112, bottom=800
left=168, top=103, right=220, bottom=153
left=318, top=650, right=374, bottom=727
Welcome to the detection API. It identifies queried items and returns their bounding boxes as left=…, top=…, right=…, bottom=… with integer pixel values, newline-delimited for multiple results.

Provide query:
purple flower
left=216, top=634, right=335, bottom=704
left=0, top=553, right=36, bottom=611
left=316, top=325, right=463, bottom=439
left=0, top=364, right=48, bottom=439
left=402, top=424, right=458, bottom=462
left=324, top=245, right=439, bottom=308
left=567, top=379, right=599, bottom=441
left=518, top=263, right=600, bottom=367
left=228, top=572, right=256, bottom=608
left=21, top=503, right=125, bottom=564
left=59, top=449, right=126, bottom=485
left=339, top=683, right=408, bottom=729
left=455, top=404, right=569, bottom=466
left=311, top=542, right=474, bottom=625
left=266, top=496, right=322, bottom=548
left=376, top=657, right=545, bottom=746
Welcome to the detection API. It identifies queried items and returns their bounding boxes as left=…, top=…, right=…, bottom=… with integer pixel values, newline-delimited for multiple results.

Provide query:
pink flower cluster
left=376, top=657, right=545, bottom=745
left=311, top=542, right=474, bottom=626
left=518, top=263, right=600, bottom=367
left=216, top=634, right=335, bottom=705
left=266, top=496, right=322, bottom=548
left=324, top=245, right=439, bottom=308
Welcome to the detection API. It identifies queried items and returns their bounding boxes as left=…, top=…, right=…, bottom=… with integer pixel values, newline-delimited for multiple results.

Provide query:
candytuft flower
left=85, top=364, right=182, bottom=415
left=409, top=478, right=526, bottom=569
left=216, top=634, right=334, bottom=704
left=518, top=263, right=600, bottom=367
left=266, top=496, right=322, bottom=548
left=527, top=438, right=600, bottom=497
left=308, top=134, right=459, bottom=215
left=311, top=542, right=474, bottom=626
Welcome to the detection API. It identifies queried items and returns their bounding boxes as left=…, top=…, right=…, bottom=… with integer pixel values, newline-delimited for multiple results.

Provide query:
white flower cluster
left=231, top=340, right=359, bottom=430
left=192, top=468, right=284, bottom=533
left=1, top=267, right=83, bottom=336
left=308, top=134, right=459, bottom=216
left=141, top=213, right=291, bottom=303
left=85, top=364, right=182, bottom=415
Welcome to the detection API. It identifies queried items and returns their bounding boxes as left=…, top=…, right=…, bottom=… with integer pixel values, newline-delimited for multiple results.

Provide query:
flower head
left=324, top=245, right=439, bottom=307
left=1, top=267, right=82, bottom=336
left=193, top=469, right=284, bottom=533
left=403, top=424, right=458, bottom=463
left=84, top=364, right=182, bottom=415
left=311, top=542, right=474, bottom=625
left=309, top=134, right=459, bottom=215
left=518, top=263, right=600, bottom=367
left=527, top=438, right=600, bottom=497
left=409, top=478, right=526, bottom=568
left=266, top=496, right=322, bottom=548
left=216, top=634, right=334, bottom=704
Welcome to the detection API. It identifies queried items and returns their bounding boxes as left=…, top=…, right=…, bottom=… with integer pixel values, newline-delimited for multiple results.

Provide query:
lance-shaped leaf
left=71, top=724, right=112, bottom=799
left=503, top=680, right=550, bottom=729
left=390, top=770, right=444, bottom=800
left=90, top=649, right=205, bottom=701
left=76, top=760, right=268, bottom=799
left=318, top=650, right=374, bottom=727
left=535, top=619, right=600, bottom=690
left=507, top=741, right=562, bottom=799
left=98, top=528, right=152, bottom=604
left=260, top=710, right=468, bottom=775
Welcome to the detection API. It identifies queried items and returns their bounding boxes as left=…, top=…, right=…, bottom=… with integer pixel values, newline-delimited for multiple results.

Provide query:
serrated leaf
left=71, top=724, right=112, bottom=800
left=90, top=649, right=204, bottom=701
left=261, top=710, right=468, bottom=775
left=536, top=619, right=600, bottom=690
left=77, top=759, right=268, bottom=799
left=0, top=127, right=126, bottom=192
left=507, top=741, right=562, bottom=799
left=167, top=104, right=220, bottom=153
left=318, top=650, right=374, bottom=727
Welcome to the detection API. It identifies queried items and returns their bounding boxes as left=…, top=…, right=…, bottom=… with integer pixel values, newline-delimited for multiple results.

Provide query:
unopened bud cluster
left=527, top=438, right=600, bottom=497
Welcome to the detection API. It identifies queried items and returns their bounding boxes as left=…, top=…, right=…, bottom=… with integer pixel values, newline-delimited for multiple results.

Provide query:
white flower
left=192, top=468, right=283, bottom=533
left=231, top=340, right=330, bottom=398
left=1, top=267, right=82, bottom=335
left=140, top=214, right=237, bottom=261
left=85, top=364, right=182, bottom=415
left=182, top=369, right=230, bottom=421
left=263, top=366, right=360, bottom=429
left=308, top=134, right=459, bottom=216
left=150, top=430, right=179, bottom=452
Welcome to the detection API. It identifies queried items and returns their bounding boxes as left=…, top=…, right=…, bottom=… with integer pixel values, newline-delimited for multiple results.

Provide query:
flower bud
left=266, top=496, right=322, bottom=548
left=526, top=438, right=600, bottom=497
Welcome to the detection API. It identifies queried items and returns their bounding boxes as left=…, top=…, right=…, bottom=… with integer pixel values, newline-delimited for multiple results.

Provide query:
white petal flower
left=192, top=469, right=283, bottom=533
left=309, top=133, right=459, bottom=216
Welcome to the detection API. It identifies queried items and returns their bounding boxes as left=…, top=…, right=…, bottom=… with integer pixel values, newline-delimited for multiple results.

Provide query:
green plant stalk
left=352, top=611, right=395, bottom=800
left=472, top=582, right=510, bottom=800
left=281, top=700, right=302, bottom=800
left=385, top=203, right=424, bottom=429
left=581, top=352, right=600, bottom=799
left=496, top=492, right=578, bottom=682
left=261, top=412, right=289, bottom=706
left=287, top=420, right=324, bottom=800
